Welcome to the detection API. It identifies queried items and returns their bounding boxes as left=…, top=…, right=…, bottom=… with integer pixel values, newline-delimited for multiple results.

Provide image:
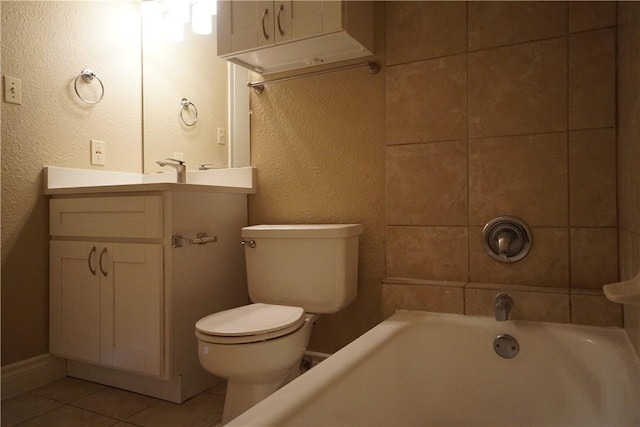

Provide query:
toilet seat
left=196, top=303, right=306, bottom=344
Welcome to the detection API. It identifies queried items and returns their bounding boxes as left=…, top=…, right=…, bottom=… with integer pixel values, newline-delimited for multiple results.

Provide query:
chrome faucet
left=494, top=293, right=513, bottom=321
left=157, top=158, right=186, bottom=183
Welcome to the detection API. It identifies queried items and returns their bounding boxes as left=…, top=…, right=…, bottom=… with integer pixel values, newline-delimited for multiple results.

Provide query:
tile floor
left=1, top=377, right=227, bottom=427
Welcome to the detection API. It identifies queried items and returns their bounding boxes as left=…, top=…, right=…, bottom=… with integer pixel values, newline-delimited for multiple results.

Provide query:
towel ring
left=179, top=98, right=198, bottom=126
left=74, top=69, right=104, bottom=105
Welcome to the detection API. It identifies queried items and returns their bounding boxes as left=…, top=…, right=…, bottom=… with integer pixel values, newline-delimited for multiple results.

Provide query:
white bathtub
left=227, top=311, right=640, bottom=426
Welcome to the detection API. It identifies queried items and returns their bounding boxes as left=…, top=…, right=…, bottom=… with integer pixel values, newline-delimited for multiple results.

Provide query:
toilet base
left=222, top=362, right=301, bottom=424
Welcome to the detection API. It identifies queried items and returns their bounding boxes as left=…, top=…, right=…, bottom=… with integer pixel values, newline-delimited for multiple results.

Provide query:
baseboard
left=1, top=354, right=66, bottom=399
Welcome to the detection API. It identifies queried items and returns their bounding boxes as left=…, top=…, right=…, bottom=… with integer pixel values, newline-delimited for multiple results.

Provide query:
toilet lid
left=196, top=303, right=305, bottom=337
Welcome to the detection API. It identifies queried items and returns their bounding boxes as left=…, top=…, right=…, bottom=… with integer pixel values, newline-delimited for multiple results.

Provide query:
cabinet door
left=275, top=1, right=324, bottom=44
left=100, top=243, right=163, bottom=377
left=50, top=241, right=101, bottom=364
left=218, top=0, right=275, bottom=55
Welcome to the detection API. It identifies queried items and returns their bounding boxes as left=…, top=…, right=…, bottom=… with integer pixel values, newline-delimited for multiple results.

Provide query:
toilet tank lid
left=242, top=224, right=363, bottom=238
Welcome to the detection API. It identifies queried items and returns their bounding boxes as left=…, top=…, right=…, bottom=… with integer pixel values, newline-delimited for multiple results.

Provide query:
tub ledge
left=603, top=274, right=640, bottom=306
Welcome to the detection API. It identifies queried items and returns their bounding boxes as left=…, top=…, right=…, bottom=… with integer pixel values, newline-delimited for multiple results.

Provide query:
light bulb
left=168, top=0, right=190, bottom=24
left=191, top=1, right=212, bottom=35
left=141, top=0, right=162, bottom=37
left=163, top=9, right=184, bottom=41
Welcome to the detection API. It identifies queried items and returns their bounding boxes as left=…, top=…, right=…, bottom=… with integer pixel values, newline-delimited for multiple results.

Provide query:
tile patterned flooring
left=1, top=377, right=227, bottom=427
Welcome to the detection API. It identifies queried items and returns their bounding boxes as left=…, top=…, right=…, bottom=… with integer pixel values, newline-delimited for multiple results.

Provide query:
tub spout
left=494, top=293, right=513, bottom=321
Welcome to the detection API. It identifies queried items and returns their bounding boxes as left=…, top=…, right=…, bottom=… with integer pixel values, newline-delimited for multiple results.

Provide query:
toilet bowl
left=195, top=224, right=362, bottom=423
left=196, top=304, right=318, bottom=423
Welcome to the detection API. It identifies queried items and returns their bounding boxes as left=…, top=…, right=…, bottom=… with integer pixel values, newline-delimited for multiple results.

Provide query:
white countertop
left=43, top=166, right=256, bottom=195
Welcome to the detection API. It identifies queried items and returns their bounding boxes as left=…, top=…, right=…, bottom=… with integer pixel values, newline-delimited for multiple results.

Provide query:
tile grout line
left=465, top=0, right=471, bottom=315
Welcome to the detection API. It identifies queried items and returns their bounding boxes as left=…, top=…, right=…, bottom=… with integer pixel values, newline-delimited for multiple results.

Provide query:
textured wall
left=617, top=1, right=640, bottom=356
left=383, top=1, right=620, bottom=326
left=248, top=5, right=386, bottom=353
left=1, top=1, right=142, bottom=365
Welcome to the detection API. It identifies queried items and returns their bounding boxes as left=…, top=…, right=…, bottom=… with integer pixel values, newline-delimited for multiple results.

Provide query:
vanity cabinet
left=50, top=241, right=163, bottom=376
left=217, top=0, right=374, bottom=74
left=49, top=196, right=163, bottom=375
left=48, top=190, right=248, bottom=402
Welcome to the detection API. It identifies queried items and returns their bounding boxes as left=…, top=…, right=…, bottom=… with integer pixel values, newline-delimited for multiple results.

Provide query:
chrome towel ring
left=179, top=98, right=198, bottom=126
left=74, top=69, right=104, bottom=105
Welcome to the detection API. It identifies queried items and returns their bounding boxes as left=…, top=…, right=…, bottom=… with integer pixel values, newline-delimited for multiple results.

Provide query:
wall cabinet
left=48, top=191, right=248, bottom=402
left=217, top=0, right=374, bottom=74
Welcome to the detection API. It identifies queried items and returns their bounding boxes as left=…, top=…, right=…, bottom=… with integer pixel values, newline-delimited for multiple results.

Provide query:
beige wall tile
left=469, top=133, right=568, bottom=226
left=569, top=1, right=616, bottom=33
left=469, top=1, right=567, bottom=51
left=382, top=283, right=464, bottom=319
left=387, top=141, right=468, bottom=226
left=469, top=38, right=567, bottom=138
left=465, top=286, right=570, bottom=323
left=387, top=226, right=468, bottom=282
left=569, top=128, right=617, bottom=227
left=387, top=55, right=467, bottom=145
left=617, top=93, right=640, bottom=234
left=571, top=292, right=622, bottom=327
left=386, top=1, right=466, bottom=65
left=469, top=226, right=570, bottom=287
left=569, top=28, right=616, bottom=130
left=570, top=228, right=618, bottom=289
left=618, top=0, right=640, bottom=338
left=618, top=226, right=640, bottom=357
left=619, top=230, right=640, bottom=282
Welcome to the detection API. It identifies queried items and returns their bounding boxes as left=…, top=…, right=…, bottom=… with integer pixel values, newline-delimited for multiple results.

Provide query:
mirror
left=141, top=2, right=249, bottom=172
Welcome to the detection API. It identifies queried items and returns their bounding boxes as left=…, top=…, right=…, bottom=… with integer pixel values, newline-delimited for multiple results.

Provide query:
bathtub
left=227, top=310, right=640, bottom=426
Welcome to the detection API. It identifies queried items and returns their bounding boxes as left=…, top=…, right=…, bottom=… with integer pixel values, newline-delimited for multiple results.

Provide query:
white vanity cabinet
left=48, top=190, right=248, bottom=402
left=49, top=195, right=163, bottom=376
left=50, top=240, right=163, bottom=376
left=217, top=0, right=374, bottom=74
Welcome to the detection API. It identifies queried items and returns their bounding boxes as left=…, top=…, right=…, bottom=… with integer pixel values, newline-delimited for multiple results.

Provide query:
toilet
left=195, top=224, right=363, bottom=423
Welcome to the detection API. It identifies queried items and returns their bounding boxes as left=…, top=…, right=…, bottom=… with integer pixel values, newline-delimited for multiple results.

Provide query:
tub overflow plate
left=494, top=334, right=520, bottom=359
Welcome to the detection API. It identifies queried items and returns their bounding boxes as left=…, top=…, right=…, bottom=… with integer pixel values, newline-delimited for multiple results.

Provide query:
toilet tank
left=241, top=224, right=363, bottom=313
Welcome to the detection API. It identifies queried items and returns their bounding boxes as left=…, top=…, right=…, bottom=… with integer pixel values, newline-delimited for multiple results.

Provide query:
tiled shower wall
left=617, top=2, right=640, bottom=354
left=383, top=1, right=621, bottom=326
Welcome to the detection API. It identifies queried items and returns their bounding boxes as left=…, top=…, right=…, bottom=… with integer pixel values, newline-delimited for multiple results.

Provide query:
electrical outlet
left=3, top=76, right=22, bottom=105
left=217, top=127, right=226, bottom=145
left=91, top=140, right=106, bottom=165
